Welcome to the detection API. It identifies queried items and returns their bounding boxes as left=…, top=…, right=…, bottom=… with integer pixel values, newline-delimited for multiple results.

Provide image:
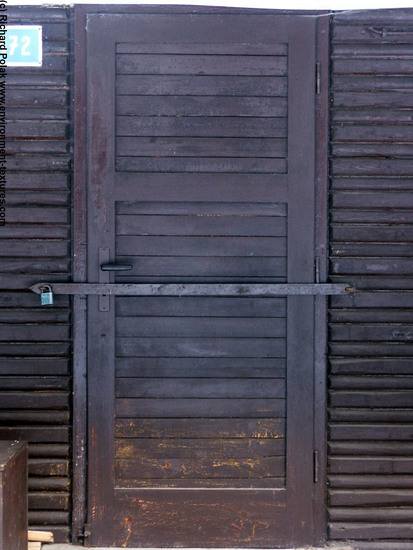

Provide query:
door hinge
left=316, top=62, right=321, bottom=95
left=78, top=523, right=91, bottom=546
left=314, top=450, right=319, bottom=483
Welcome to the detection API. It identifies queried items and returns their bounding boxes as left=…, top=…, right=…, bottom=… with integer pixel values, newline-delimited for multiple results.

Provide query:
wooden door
left=85, top=11, right=317, bottom=547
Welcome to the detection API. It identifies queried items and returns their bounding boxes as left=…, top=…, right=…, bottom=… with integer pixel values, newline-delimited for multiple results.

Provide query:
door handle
left=100, top=263, right=133, bottom=271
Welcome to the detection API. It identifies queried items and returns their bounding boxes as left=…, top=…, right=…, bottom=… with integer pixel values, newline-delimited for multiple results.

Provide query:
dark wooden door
left=86, top=11, right=317, bottom=547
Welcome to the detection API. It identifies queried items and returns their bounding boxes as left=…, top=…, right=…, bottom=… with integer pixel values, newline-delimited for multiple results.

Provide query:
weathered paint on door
left=85, top=12, right=318, bottom=547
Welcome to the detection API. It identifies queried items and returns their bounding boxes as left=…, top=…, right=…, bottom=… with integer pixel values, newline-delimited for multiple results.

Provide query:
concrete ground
left=45, top=546, right=355, bottom=550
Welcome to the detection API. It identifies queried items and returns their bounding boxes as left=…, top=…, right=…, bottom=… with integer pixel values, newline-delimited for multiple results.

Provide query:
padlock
left=40, top=285, right=54, bottom=306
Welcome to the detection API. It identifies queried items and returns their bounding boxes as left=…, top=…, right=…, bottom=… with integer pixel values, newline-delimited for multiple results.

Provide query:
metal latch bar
left=30, top=282, right=354, bottom=297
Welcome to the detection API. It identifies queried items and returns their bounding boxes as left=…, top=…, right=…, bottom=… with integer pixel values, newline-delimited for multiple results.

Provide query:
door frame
left=71, top=6, right=330, bottom=545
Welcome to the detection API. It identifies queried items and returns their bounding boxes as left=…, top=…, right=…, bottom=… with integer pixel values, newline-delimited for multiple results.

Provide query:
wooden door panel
left=86, top=12, right=316, bottom=547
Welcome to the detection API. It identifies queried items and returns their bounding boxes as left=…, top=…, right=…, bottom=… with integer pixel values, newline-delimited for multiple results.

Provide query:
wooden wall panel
left=2, top=7, right=72, bottom=542
left=329, top=8, right=413, bottom=549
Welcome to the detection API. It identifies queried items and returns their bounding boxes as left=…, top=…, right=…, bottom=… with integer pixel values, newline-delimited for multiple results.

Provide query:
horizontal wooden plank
left=330, top=323, right=413, bottom=342
left=330, top=374, right=413, bottom=388
left=7, top=155, right=70, bottom=172
left=116, top=214, right=287, bottom=237
left=0, top=239, right=68, bottom=257
left=331, top=257, right=413, bottom=276
left=331, top=243, right=413, bottom=257
left=116, top=96, right=287, bottom=117
left=28, top=458, right=69, bottom=477
left=0, top=309, right=70, bottom=323
left=117, top=137, right=286, bottom=158
left=329, top=456, right=413, bottom=474
left=330, top=341, right=413, bottom=355
left=332, top=124, right=413, bottom=142
left=0, top=426, right=69, bottom=443
left=116, top=317, right=286, bottom=338
left=6, top=73, right=68, bottom=87
left=116, top=74, right=287, bottom=96
left=6, top=88, right=67, bottom=108
left=7, top=191, right=70, bottom=206
left=333, top=91, right=413, bottom=108
left=116, top=296, right=286, bottom=317
left=7, top=140, right=68, bottom=155
left=116, top=235, right=286, bottom=257
left=114, top=256, right=286, bottom=278
left=0, top=392, right=68, bottom=409
left=333, top=58, right=413, bottom=74
left=330, top=489, right=413, bottom=507
left=329, top=522, right=413, bottom=540
left=116, top=378, right=285, bottom=399
left=330, top=508, right=413, bottom=522
left=329, top=423, right=413, bottom=440
left=116, top=398, right=285, bottom=418
left=0, top=358, right=69, bottom=376
left=333, top=75, right=413, bottom=92
left=29, top=444, right=69, bottom=458
left=330, top=357, right=413, bottom=375
left=330, top=390, right=413, bottom=407
left=333, top=42, right=413, bottom=57
left=333, top=20, right=413, bottom=40
left=115, top=175, right=288, bottom=203
left=0, top=376, right=69, bottom=390
left=331, top=224, right=413, bottom=242
left=8, top=121, right=68, bottom=139
left=331, top=190, right=413, bottom=209
left=331, top=209, right=413, bottom=224
left=330, top=309, right=413, bottom=323
left=5, top=206, right=68, bottom=223
left=115, top=417, right=285, bottom=439
left=116, top=54, right=287, bottom=76
left=116, top=337, right=286, bottom=358
left=0, top=226, right=70, bottom=239
left=29, top=492, right=69, bottom=511
left=7, top=172, right=69, bottom=190
left=116, top=156, right=287, bottom=173
left=28, top=510, right=69, bottom=525
left=332, top=108, right=413, bottom=124
left=115, top=437, right=285, bottom=459
left=117, top=115, right=287, bottom=137
left=330, top=409, right=413, bottom=423
left=331, top=177, right=413, bottom=191
left=29, top=477, right=69, bottom=491
left=116, top=43, right=288, bottom=55
left=330, top=441, right=413, bottom=456
left=0, top=410, right=69, bottom=425
left=115, top=477, right=284, bottom=489
left=116, top=199, right=287, bottom=216
left=329, top=474, right=413, bottom=489
left=332, top=158, right=413, bottom=177
left=116, top=357, right=286, bottom=378
left=7, top=107, right=68, bottom=120
left=116, top=456, right=285, bottom=480
left=8, top=8, right=70, bottom=23
left=332, top=142, right=413, bottom=158
left=0, top=257, right=71, bottom=273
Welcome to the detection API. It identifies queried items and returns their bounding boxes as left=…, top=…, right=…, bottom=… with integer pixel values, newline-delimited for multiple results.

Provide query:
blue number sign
left=6, top=26, right=42, bottom=67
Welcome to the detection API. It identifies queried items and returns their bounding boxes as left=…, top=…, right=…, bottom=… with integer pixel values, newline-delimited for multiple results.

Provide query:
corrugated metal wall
left=2, top=7, right=72, bottom=542
left=329, top=8, right=413, bottom=549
